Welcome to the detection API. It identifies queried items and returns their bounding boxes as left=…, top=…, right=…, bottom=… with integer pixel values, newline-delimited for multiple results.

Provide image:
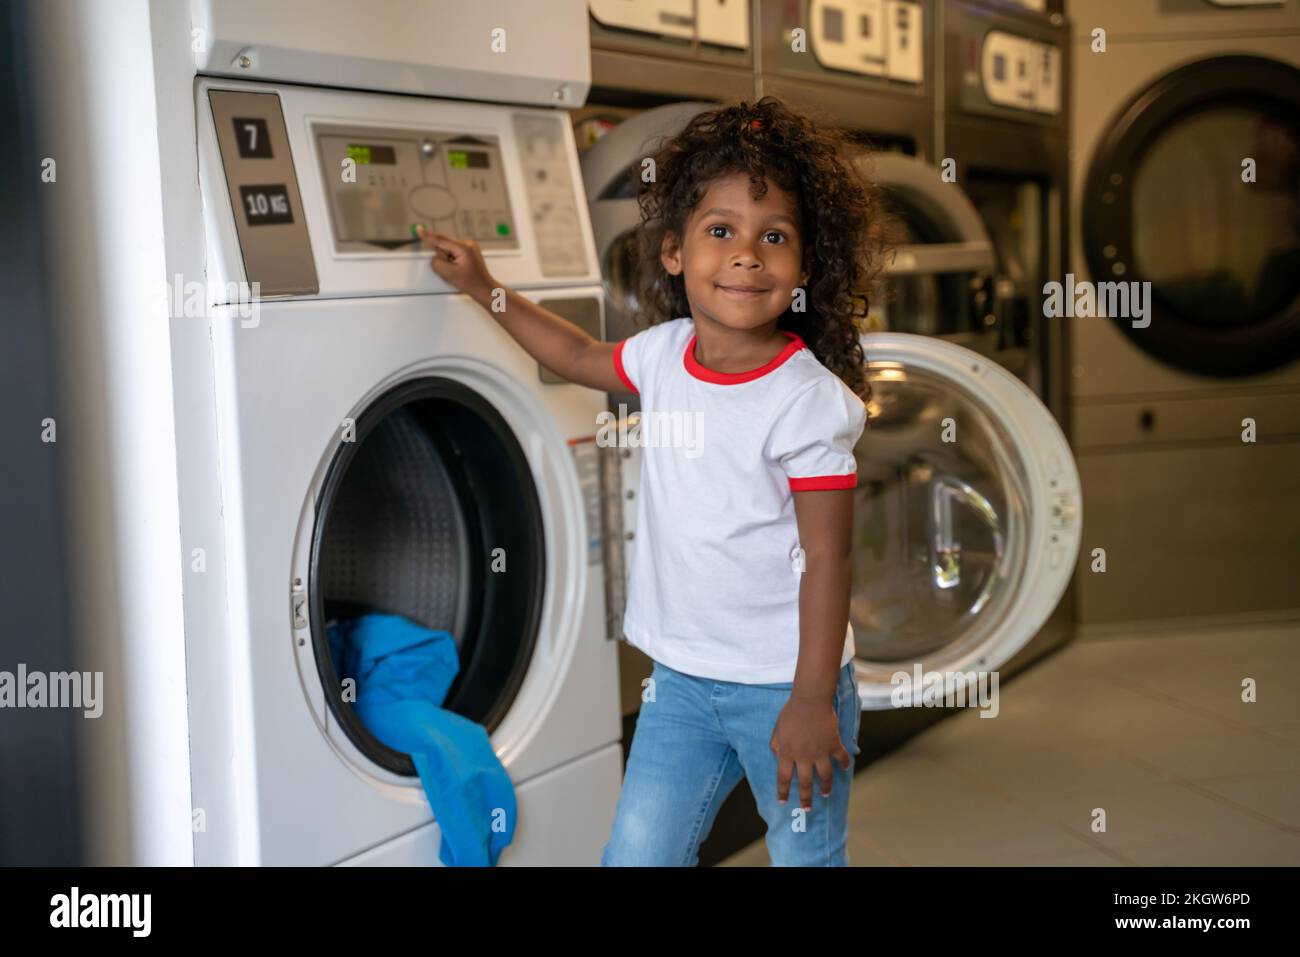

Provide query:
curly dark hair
left=630, top=95, right=890, bottom=402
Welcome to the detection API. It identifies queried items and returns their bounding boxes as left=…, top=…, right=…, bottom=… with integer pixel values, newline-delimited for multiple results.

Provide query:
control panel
left=945, top=0, right=1066, bottom=123
left=588, top=0, right=751, bottom=50
left=980, top=30, right=1060, bottom=115
left=200, top=79, right=597, bottom=301
left=809, top=0, right=924, bottom=85
left=512, top=112, right=590, bottom=278
left=315, top=124, right=518, bottom=254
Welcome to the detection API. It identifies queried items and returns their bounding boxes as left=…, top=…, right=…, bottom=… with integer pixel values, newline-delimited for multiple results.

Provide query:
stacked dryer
left=934, top=0, right=1075, bottom=671
left=1067, top=0, right=1300, bottom=628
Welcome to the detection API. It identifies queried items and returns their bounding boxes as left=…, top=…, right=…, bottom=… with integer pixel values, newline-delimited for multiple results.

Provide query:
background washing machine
left=752, top=0, right=1078, bottom=703
left=849, top=330, right=1081, bottom=718
left=34, top=0, right=623, bottom=865
left=579, top=55, right=1082, bottom=869
left=941, top=0, right=1071, bottom=426
left=752, top=0, right=1079, bottom=731
left=1066, top=0, right=1300, bottom=627
left=930, top=0, right=1077, bottom=682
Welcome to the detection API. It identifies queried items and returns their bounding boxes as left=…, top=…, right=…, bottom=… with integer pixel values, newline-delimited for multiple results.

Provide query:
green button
left=410, top=223, right=421, bottom=238
left=496, top=223, right=510, bottom=236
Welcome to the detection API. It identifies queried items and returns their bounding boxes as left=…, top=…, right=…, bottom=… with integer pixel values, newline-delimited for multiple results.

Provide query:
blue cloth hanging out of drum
left=326, top=613, right=516, bottom=866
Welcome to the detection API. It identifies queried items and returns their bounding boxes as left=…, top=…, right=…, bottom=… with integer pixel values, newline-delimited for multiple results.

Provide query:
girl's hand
left=770, top=696, right=853, bottom=811
left=417, top=227, right=498, bottom=304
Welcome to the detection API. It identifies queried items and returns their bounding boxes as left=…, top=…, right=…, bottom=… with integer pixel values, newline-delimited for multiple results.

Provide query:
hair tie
left=741, top=116, right=763, bottom=135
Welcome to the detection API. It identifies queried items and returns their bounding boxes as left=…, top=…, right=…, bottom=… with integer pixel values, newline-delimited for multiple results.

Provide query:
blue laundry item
left=325, top=613, right=517, bottom=867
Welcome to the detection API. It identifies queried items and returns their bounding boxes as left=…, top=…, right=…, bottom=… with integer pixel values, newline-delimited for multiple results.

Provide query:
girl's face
left=660, top=171, right=808, bottom=333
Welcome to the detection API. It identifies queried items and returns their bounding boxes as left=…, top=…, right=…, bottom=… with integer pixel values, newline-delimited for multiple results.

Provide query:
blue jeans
left=601, top=659, right=862, bottom=866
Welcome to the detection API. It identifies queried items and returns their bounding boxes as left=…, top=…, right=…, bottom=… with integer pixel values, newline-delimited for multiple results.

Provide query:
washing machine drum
left=309, top=382, right=545, bottom=775
left=318, top=407, right=473, bottom=643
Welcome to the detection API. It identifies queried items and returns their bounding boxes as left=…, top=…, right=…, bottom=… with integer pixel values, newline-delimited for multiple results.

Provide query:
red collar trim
left=683, top=331, right=806, bottom=384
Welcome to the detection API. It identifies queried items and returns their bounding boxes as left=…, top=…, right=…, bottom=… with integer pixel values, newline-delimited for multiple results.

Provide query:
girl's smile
left=716, top=282, right=771, bottom=298
left=660, top=171, right=808, bottom=337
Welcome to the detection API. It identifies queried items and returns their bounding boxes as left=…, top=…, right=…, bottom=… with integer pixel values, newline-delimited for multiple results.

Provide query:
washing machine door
left=581, top=101, right=714, bottom=370
left=1083, top=54, right=1300, bottom=376
left=850, top=332, right=1081, bottom=710
left=306, top=376, right=547, bottom=776
left=850, top=151, right=1000, bottom=350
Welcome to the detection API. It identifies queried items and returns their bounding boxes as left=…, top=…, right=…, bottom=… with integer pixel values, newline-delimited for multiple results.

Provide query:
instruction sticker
left=568, top=436, right=602, bottom=566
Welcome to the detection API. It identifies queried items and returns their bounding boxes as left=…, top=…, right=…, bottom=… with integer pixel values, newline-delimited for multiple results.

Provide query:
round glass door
left=1083, top=55, right=1300, bottom=376
left=308, top=377, right=545, bottom=775
left=851, top=367, right=1029, bottom=661
left=849, top=333, right=1081, bottom=709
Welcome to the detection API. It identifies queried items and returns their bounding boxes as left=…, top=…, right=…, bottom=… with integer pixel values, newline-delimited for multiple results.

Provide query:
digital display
left=447, top=149, right=489, bottom=170
left=346, top=143, right=397, bottom=165
left=239, top=184, right=294, bottom=226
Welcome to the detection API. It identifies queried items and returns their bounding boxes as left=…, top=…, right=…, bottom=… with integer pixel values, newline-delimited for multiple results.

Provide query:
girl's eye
left=706, top=225, right=787, bottom=244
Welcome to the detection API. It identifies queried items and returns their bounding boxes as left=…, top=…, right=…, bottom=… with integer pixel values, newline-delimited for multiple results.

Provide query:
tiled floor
left=720, top=619, right=1300, bottom=866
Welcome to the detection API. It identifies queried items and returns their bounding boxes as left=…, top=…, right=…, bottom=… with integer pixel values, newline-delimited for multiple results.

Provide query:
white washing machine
left=32, top=0, right=618, bottom=868
left=185, top=76, right=624, bottom=866
left=1067, top=0, right=1300, bottom=625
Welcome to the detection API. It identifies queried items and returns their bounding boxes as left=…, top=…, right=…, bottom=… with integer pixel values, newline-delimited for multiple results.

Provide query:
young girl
left=419, top=96, right=885, bottom=866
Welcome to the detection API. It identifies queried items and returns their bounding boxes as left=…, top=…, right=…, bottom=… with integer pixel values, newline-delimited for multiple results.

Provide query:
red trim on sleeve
left=789, top=473, right=857, bottom=491
left=612, top=340, right=639, bottom=395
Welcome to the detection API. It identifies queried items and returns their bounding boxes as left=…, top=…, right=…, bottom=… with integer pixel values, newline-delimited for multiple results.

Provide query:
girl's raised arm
left=419, top=228, right=627, bottom=394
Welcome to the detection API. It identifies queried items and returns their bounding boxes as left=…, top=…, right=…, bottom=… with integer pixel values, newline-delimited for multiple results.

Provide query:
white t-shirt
left=611, top=316, right=867, bottom=684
